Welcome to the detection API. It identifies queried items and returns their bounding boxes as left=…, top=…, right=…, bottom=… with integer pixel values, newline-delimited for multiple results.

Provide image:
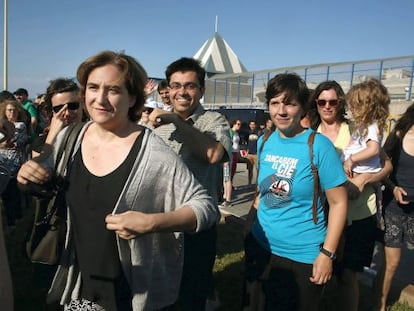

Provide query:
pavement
left=219, top=163, right=414, bottom=309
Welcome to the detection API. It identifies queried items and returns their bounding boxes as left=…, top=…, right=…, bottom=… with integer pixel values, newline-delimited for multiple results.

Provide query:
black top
left=246, top=129, right=259, bottom=154
left=395, top=147, right=414, bottom=204
left=66, top=132, right=143, bottom=310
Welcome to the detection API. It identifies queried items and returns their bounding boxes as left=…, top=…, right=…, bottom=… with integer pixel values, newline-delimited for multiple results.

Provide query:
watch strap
left=319, top=246, right=336, bottom=260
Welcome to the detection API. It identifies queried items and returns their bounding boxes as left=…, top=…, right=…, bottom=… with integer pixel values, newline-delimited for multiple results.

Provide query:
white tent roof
left=193, top=32, right=247, bottom=76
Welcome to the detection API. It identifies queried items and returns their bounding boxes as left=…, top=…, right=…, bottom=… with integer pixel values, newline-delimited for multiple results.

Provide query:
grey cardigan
left=46, top=123, right=219, bottom=310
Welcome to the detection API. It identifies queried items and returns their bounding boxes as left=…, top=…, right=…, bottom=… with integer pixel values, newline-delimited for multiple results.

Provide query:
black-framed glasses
left=52, top=102, right=80, bottom=113
left=169, top=82, right=200, bottom=91
left=316, top=99, right=339, bottom=107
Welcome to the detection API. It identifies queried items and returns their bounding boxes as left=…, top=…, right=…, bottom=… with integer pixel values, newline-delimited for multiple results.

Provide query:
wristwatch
left=319, top=246, right=337, bottom=260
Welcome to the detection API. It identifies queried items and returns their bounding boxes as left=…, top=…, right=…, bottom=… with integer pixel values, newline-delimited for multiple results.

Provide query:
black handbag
left=26, top=193, right=67, bottom=265
left=25, top=123, right=83, bottom=265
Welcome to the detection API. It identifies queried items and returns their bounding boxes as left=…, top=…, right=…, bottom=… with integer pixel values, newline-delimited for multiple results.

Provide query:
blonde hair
left=346, top=78, right=390, bottom=138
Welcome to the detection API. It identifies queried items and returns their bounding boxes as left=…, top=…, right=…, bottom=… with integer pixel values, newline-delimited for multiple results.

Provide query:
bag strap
left=308, top=131, right=321, bottom=224
left=251, top=130, right=274, bottom=207
left=259, top=130, right=273, bottom=155
left=54, top=122, right=84, bottom=178
left=49, top=123, right=84, bottom=216
left=254, top=130, right=321, bottom=224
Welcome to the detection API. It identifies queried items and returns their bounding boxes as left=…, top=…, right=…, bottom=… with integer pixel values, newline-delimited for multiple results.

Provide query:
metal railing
left=204, top=55, right=414, bottom=109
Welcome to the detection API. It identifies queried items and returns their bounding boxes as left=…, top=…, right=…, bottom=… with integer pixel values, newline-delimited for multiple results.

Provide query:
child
left=343, top=79, right=390, bottom=177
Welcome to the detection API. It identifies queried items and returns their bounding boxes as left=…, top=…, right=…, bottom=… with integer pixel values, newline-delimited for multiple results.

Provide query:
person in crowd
left=34, top=93, right=49, bottom=131
left=219, top=118, right=237, bottom=209
left=137, top=101, right=157, bottom=128
left=243, top=120, right=259, bottom=186
left=378, top=103, right=414, bottom=311
left=34, top=93, right=45, bottom=106
left=14, top=88, right=40, bottom=142
left=150, top=57, right=231, bottom=310
left=258, top=122, right=265, bottom=133
left=0, top=209, right=13, bottom=310
left=219, top=160, right=232, bottom=209
left=17, top=50, right=218, bottom=310
left=259, top=118, right=274, bottom=136
left=308, top=80, right=392, bottom=311
left=343, top=79, right=390, bottom=178
left=244, top=73, right=347, bottom=310
left=0, top=116, right=15, bottom=188
left=0, top=99, right=28, bottom=230
left=2, top=90, right=30, bottom=137
left=31, top=78, right=83, bottom=157
left=2, top=99, right=28, bottom=161
left=158, top=79, right=173, bottom=111
left=230, top=119, right=242, bottom=179
left=0, top=90, right=15, bottom=102
left=0, top=119, right=14, bottom=311
left=219, top=119, right=243, bottom=209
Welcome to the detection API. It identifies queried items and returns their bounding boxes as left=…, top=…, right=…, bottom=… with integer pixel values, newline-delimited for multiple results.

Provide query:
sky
left=0, top=0, right=413, bottom=97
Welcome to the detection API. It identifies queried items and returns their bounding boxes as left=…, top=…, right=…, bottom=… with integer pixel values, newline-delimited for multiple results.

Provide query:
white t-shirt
left=342, top=122, right=382, bottom=173
left=232, top=131, right=240, bottom=152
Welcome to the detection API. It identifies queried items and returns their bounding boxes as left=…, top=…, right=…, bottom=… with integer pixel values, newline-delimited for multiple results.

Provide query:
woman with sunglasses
left=31, top=78, right=83, bottom=158
left=137, top=101, right=157, bottom=128
left=308, top=81, right=392, bottom=311
left=17, top=50, right=217, bottom=310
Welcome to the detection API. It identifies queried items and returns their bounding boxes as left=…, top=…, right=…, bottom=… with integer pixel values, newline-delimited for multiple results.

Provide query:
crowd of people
left=0, top=49, right=413, bottom=311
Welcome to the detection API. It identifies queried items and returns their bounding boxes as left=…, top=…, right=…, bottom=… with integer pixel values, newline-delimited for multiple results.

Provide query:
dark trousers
left=244, top=233, right=323, bottom=311
left=1, top=177, right=22, bottom=226
left=179, top=226, right=217, bottom=311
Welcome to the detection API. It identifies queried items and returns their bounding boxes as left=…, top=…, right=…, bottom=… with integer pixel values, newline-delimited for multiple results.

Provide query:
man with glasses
left=151, top=57, right=231, bottom=310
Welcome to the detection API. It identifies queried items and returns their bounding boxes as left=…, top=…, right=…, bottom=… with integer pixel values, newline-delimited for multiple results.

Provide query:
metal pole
left=3, top=0, right=8, bottom=90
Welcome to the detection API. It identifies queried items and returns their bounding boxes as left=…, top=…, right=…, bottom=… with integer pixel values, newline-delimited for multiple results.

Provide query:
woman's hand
left=393, top=186, right=409, bottom=205
left=16, top=160, right=50, bottom=185
left=343, top=158, right=354, bottom=178
left=105, top=211, right=155, bottom=240
left=45, top=106, right=68, bottom=144
left=310, top=253, right=333, bottom=285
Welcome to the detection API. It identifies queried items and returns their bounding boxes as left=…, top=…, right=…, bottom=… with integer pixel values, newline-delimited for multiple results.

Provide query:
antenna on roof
left=215, top=15, right=218, bottom=33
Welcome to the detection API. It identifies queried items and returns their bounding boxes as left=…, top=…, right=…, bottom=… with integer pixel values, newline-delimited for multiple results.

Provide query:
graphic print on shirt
left=260, top=153, right=298, bottom=208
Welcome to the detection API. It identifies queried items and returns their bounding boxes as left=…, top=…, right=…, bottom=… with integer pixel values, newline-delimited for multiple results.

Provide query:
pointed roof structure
left=193, top=20, right=247, bottom=77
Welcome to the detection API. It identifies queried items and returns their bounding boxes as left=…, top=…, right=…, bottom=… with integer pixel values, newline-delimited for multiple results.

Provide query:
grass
left=3, top=206, right=414, bottom=311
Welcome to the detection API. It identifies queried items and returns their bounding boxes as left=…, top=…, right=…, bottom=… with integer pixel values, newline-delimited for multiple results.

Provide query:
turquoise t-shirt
left=252, top=128, right=347, bottom=264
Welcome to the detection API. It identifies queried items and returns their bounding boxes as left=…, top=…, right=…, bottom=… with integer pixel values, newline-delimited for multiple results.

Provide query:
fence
left=203, top=55, right=414, bottom=110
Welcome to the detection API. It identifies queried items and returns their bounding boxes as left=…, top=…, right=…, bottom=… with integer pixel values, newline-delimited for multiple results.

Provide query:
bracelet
left=319, top=246, right=337, bottom=260
left=349, top=154, right=354, bottom=164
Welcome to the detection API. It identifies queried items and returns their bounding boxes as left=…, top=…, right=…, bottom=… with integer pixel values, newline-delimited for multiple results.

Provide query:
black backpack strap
left=308, top=131, right=320, bottom=224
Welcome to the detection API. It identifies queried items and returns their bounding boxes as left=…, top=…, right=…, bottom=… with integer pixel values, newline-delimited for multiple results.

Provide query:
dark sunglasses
left=316, top=99, right=339, bottom=107
left=52, top=102, right=80, bottom=113
left=143, top=107, right=154, bottom=114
